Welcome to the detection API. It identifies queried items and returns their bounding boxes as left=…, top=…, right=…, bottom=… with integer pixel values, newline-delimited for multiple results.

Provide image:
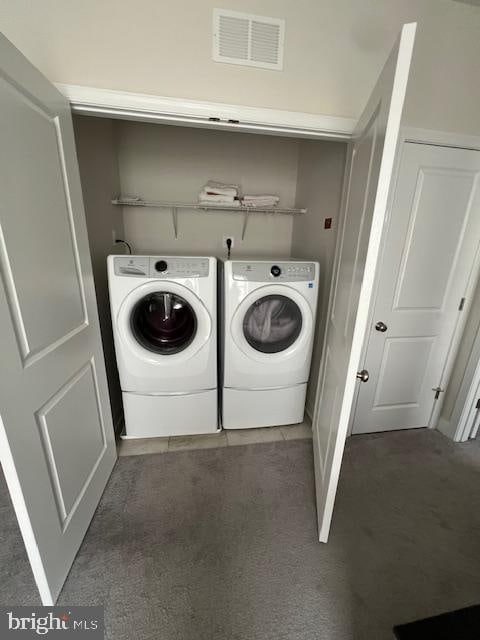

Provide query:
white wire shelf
left=111, top=196, right=306, bottom=240
left=112, top=197, right=306, bottom=215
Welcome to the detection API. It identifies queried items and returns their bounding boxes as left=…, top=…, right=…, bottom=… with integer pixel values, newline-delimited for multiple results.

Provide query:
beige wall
left=73, top=115, right=125, bottom=428
left=1, top=1, right=480, bottom=135
left=116, top=121, right=299, bottom=258
left=291, top=141, right=347, bottom=416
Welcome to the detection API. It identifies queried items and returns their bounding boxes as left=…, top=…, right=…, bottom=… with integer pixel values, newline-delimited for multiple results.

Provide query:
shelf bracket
left=241, top=211, right=249, bottom=241
left=171, top=206, right=178, bottom=239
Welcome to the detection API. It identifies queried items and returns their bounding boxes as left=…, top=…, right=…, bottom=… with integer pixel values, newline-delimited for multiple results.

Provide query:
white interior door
left=312, top=23, right=416, bottom=542
left=352, top=143, right=480, bottom=435
left=0, top=34, right=116, bottom=604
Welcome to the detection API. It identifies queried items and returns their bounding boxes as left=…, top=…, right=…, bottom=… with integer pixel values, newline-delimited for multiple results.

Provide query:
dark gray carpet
left=0, top=471, right=39, bottom=604
left=3, top=430, right=480, bottom=639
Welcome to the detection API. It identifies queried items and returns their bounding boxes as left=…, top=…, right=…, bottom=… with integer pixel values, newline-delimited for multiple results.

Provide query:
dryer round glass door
left=242, top=294, right=302, bottom=354
left=130, top=292, right=197, bottom=355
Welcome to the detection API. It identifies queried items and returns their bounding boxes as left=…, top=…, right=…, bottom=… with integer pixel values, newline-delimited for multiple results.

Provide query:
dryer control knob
left=155, top=260, right=168, bottom=272
left=271, top=265, right=281, bottom=277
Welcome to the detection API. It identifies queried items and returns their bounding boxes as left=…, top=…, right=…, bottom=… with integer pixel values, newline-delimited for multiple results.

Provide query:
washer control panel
left=232, top=261, right=316, bottom=282
left=114, top=256, right=209, bottom=278
left=114, top=256, right=149, bottom=277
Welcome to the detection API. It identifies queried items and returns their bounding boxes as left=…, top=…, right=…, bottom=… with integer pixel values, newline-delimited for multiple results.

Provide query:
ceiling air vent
left=213, top=9, right=285, bottom=71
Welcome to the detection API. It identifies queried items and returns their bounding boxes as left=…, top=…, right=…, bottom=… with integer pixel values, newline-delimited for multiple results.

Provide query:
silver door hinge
left=459, top=297, right=466, bottom=311
left=432, top=387, right=444, bottom=400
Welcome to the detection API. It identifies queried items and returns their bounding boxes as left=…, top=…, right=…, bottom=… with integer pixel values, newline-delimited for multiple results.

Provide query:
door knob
left=375, top=321, right=388, bottom=332
left=356, top=369, right=369, bottom=383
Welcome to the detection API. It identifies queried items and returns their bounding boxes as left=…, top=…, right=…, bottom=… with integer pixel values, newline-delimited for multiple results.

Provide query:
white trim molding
left=56, top=83, right=356, bottom=140
left=437, top=317, right=480, bottom=442
left=401, top=126, right=480, bottom=151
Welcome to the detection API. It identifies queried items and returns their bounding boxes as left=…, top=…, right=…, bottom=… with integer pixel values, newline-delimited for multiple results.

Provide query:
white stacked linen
left=242, top=194, right=280, bottom=207
left=199, top=181, right=240, bottom=206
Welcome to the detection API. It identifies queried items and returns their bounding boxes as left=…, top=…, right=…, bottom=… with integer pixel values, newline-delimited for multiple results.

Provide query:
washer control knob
left=271, top=265, right=281, bottom=277
left=155, top=260, right=168, bottom=272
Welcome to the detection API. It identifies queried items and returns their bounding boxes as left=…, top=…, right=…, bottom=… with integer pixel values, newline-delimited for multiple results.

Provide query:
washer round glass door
left=130, top=291, right=197, bottom=355
left=242, top=294, right=302, bottom=354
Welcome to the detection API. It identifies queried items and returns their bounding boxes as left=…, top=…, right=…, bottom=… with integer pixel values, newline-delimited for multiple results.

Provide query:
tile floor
left=117, top=420, right=312, bottom=456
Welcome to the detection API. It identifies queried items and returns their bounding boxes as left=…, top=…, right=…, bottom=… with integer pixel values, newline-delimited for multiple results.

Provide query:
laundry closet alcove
left=72, top=115, right=348, bottom=430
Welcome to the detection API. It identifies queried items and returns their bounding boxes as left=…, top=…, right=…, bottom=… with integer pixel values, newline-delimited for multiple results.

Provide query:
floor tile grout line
left=119, top=425, right=311, bottom=456
left=118, top=435, right=312, bottom=456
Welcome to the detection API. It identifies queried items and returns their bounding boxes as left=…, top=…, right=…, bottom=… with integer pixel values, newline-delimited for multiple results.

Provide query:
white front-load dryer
left=222, top=260, right=319, bottom=429
left=108, top=255, right=217, bottom=438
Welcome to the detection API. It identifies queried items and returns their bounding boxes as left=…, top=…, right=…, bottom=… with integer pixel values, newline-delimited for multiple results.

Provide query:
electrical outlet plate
left=223, top=236, right=235, bottom=249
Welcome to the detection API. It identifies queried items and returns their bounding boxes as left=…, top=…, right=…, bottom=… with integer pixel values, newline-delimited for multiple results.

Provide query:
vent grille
left=213, top=9, right=285, bottom=71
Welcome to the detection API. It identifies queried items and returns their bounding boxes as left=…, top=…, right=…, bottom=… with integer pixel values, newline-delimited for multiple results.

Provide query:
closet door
left=352, top=143, right=480, bottom=436
left=312, top=23, right=416, bottom=542
left=0, top=34, right=116, bottom=603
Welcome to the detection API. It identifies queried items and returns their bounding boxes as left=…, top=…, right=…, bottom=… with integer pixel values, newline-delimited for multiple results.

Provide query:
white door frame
left=348, top=127, right=480, bottom=436
left=56, top=83, right=356, bottom=141
left=402, top=127, right=480, bottom=152
left=438, top=306, right=480, bottom=442
left=457, top=361, right=480, bottom=441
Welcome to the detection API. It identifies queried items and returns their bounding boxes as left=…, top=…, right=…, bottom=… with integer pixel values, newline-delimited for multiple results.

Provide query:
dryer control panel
left=232, top=261, right=316, bottom=282
left=114, top=256, right=209, bottom=278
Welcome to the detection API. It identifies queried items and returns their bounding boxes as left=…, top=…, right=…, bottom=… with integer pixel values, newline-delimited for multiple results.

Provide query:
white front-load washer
left=222, top=260, right=319, bottom=429
left=108, top=255, right=217, bottom=438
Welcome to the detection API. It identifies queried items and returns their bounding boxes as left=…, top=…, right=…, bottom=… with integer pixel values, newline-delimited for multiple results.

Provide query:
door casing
left=348, top=130, right=480, bottom=436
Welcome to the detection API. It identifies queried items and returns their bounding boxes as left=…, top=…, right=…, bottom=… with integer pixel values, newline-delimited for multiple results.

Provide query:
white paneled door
left=352, top=143, right=480, bottom=435
left=0, top=35, right=116, bottom=603
left=312, top=24, right=416, bottom=542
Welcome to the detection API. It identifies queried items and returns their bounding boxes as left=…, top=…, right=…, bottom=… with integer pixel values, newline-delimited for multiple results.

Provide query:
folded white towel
left=199, top=198, right=240, bottom=208
left=202, top=181, right=239, bottom=197
left=120, top=195, right=144, bottom=203
left=198, top=192, right=236, bottom=203
left=243, top=194, right=279, bottom=203
left=242, top=195, right=280, bottom=207
left=242, top=202, right=279, bottom=208
left=198, top=190, right=238, bottom=202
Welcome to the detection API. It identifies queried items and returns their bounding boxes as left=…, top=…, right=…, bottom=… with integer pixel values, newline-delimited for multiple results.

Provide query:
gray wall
left=291, top=141, right=348, bottom=417
left=116, top=121, right=299, bottom=259
left=2, top=1, right=480, bottom=136
left=73, top=115, right=125, bottom=429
